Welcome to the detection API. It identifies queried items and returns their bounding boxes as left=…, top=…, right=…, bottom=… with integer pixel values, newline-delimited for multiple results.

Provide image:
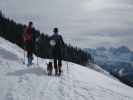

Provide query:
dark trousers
left=54, top=58, right=62, bottom=75
left=53, top=47, right=62, bottom=75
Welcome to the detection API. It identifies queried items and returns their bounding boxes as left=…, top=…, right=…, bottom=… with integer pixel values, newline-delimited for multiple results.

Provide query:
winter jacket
left=23, top=27, right=33, bottom=53
left=49, top=34, right=64, bottom=59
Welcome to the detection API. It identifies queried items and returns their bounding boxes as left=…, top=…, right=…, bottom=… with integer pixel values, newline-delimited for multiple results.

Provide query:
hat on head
left=53, top=27, right=58, bottom=33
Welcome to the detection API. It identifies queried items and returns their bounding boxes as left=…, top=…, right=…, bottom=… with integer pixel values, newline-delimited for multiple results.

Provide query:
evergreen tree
left=0, top=11, right=92, bottom=66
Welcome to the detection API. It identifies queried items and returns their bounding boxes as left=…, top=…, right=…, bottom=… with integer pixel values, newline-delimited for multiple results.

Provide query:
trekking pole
left=35, top=39, right=39, bottom=66
left=65, top=46, right=69, bottom=73
left=37, top=50, right=38, bottom=65
left=23, top=45, right=26, bottom=64
left=67, top=61, right=69, bottom=73
left=36, top=45, right=39, bottom=65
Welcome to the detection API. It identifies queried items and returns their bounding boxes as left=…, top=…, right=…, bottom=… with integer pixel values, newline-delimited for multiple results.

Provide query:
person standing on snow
left=49, top=28, right=65, bottom=76
left=23, top=21, right=34, bottom=66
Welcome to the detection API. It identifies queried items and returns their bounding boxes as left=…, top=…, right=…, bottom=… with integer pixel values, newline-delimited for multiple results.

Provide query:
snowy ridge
left=87, top=63, right=117, bottom=80
left=0, top=37, right=133, bottom=100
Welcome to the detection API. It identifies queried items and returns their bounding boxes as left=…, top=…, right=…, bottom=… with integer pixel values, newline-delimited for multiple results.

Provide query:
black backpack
left=50, top=34, right=64, bottom=48
left=55, top=35, right=64, bottom=48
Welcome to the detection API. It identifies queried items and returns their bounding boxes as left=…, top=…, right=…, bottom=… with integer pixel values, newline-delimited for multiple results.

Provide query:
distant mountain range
left=84, top=46, right=133, bottom=87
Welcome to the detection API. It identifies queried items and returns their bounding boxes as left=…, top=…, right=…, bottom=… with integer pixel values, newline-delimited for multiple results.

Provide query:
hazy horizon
left=0, top=0, right=133, bottom=50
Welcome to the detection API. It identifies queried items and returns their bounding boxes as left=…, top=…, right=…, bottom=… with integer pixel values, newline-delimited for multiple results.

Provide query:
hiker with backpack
left=49, top=28, right=65, bottom=76
left=23, top=21, right=34, bottom=66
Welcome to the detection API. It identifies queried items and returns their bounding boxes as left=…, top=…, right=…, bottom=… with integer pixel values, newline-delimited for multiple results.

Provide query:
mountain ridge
left=84, top=46, right=133, bottom=87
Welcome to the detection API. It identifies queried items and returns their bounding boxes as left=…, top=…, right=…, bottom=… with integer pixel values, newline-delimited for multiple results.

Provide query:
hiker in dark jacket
left=49, top=28, right=64, bottom=75
left=23, top=21, right=34, bottom=66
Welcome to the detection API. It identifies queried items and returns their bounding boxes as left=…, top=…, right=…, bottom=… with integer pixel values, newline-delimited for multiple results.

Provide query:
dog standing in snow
left=47, top=62, right=53, bottom=75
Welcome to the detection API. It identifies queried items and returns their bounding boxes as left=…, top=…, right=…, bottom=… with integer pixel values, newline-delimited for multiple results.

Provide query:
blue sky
left=0, top=0, right=133, bottom=49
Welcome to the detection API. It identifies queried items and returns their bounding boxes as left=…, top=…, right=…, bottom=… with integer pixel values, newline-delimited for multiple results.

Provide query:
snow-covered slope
left=0, top=37, right=133, bottom=100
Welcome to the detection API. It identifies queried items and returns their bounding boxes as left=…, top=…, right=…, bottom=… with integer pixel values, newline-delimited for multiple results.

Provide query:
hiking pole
left=23, top=45, right=26, bottom=64
left=35, top=39, right=39, bottom=66
left=36, top=45, right=39, bottom=65
left=64, top=46, right=69, bottom=73
left=67, top=61, right=69, bottom=73
left=37, top=49, right=38, bottom=65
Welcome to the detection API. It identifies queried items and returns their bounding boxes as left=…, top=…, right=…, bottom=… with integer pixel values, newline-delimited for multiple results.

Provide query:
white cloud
left=0, top=0, right=133, bottom=50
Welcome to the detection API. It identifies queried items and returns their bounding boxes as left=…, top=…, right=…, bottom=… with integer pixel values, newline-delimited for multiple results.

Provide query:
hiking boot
left=58, top=69, right=62, bottom=76
left=55, top=70, right=58, bottom=76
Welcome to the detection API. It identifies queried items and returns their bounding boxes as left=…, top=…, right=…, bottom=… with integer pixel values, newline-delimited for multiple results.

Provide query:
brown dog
left=47, top=62, right=53, bottom=75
